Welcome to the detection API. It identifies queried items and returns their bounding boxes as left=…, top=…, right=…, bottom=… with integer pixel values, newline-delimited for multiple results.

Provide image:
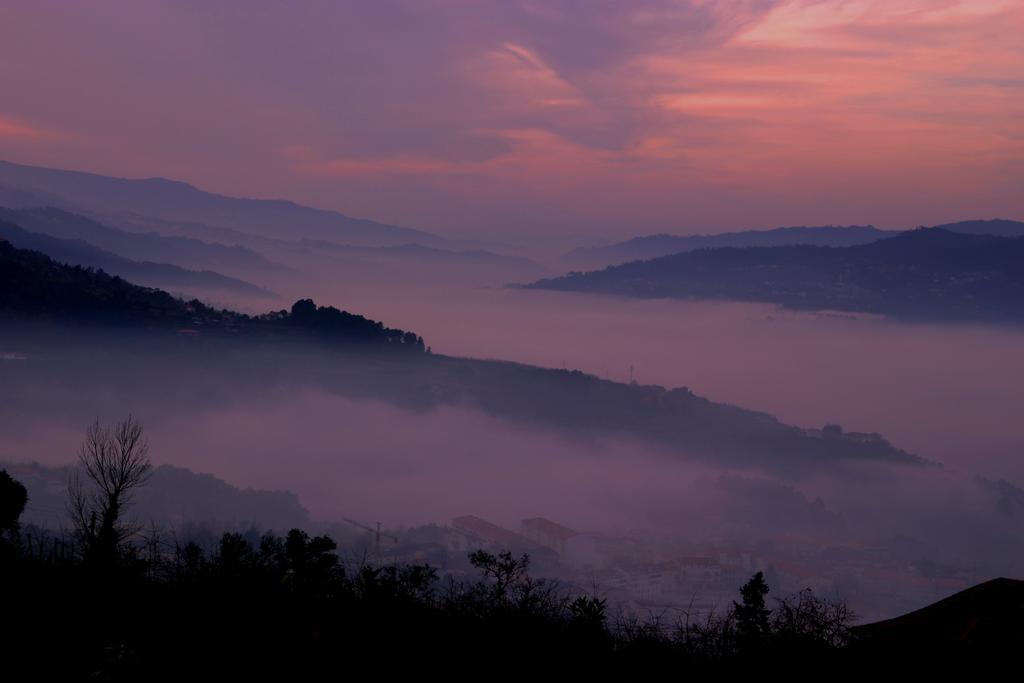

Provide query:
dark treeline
left=1, top=418, right=1008, bottom=678
left=0, top=418, right=870, bottom=679
left=0, top=237, right=425, bottom=351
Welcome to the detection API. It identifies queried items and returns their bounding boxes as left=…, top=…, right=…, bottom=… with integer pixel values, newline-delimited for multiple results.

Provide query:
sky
left=0, top=0, right=1022, bottom=244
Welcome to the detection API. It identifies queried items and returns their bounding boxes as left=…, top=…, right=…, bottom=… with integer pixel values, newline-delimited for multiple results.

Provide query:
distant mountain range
left=1, top=238, right=923, bottom=472
left=528, top=228, right=1024, bottom=323
left=563, top=220, right=1024, bottom=269
left=0, top=161, right=549, bottom=289
left=563, top=225, right=891, bottom=269
left=0, top=218, right=272, bottom=297
left=0, top=159, right=444, bottom=247
left=0, top=207, right=280, bottom=274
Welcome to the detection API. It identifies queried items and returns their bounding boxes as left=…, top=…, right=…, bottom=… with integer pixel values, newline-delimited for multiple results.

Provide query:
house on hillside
left=520, top=517, right=578, bottom=555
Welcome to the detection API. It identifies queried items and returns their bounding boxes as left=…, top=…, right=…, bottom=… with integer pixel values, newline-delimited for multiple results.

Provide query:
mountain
left=0, top=238, right=922, bottom=472
left=563, top=225, right=893, bottom=269
left=0, top=207, right=280, bottom=274
left=0, top=183, right=76, bottom=211
left=854, top=578, right=1024, bottom=654
left=528, top=229, right=1024, bottom=323
left=0, top=237, right=424, bottom=350
left=3, top=461, right=312, bottom=532
left=0, top=159, right=445, bottom=247
left=932, top=218, right=1024, bottom=238
left=0, top=218, right=272, bottom=297
left=564, top=220, right=1024, bottom=270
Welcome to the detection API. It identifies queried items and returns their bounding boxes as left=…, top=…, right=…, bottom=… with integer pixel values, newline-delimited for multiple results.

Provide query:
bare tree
left=68, top=415, right=152, bottom=562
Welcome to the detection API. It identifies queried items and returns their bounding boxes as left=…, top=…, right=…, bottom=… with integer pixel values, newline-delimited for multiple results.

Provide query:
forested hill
left=0, top=238, right=425, bottom=351
left=529, top=229, right=1024, bottom=323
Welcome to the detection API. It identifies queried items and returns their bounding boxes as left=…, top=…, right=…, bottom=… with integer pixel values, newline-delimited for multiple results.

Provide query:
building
left=451, top=515, right=537, bottom=551
left=520, top=517, right=578, bottom=555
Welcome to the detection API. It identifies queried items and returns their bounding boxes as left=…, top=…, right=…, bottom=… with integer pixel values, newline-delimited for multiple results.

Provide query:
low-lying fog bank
left=3, top=329, right=1022, bottom=622
left=289, top=286, right=1024, bottom=483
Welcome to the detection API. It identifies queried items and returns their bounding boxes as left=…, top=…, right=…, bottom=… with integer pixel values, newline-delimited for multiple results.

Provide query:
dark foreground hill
left=530, top=229, right=1024, bottom=323
left=853, top=578, right=1024, bottom=655
left=2, top=460, right=1019, bottom=679
left=0, top=239, right=921, bottom=473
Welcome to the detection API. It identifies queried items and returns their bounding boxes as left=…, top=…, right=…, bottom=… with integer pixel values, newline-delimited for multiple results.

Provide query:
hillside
left=0, top=207, right=279, bottom=273
left=854, top=578, right=1024, bottom=653
left=0, top=218, right=271, bottom=297
left=530, top=229, right=1024, bottom=323
left=0, top=159, right=445, bottom=247
left=564, top=220, right=1024, bottom=269
left=0, top=238, right=424, bottom=351
left=932, top=218, right=1024, bottom=238
left=0, top=239, right=922, bottom=473
left=563, top=225, right=890, bottom=269
left=3, top=461, right=312, bottom=532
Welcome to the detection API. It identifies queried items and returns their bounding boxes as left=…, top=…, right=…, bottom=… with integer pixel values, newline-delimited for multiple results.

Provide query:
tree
left=771, top=588, right=854, bottom=650
left=733, top=571, right=771, bottom=649
left=0, top=469, right=28, bottom=536
left=468, top=550, right=530, bottom=600
left=67, top=416, right=152, bottom=563
left=290, top=298, right=317, bottom=322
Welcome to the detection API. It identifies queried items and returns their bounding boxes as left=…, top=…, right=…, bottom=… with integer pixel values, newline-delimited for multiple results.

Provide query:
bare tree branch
left=67, top=415, right=152, bottom=563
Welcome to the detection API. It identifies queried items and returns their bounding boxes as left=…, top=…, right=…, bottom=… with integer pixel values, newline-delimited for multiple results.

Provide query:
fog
left=261, top=272, right=1024, bottom=484
left=5, top=354, right=1018, bottom=556
left=4, top=235, right=1024, bottom=621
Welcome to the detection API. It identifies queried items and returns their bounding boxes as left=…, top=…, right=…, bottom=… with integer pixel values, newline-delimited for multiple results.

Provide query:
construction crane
left=343, top=517, right=398, bottom=563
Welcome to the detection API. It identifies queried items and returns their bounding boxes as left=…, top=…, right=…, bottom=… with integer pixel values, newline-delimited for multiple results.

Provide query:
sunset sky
left=1, top=0, right=1021, bottom=244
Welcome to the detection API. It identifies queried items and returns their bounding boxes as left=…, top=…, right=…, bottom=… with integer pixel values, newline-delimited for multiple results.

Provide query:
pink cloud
left=0, top=0, right=1020, bottom=241
left=0, top=115, right=60, bottom=141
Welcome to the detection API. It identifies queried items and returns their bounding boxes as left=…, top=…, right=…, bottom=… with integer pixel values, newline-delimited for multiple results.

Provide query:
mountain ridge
left=0, top=159, right=445, bottom=247
left=564, top=220, right=1024, bottom=269
left=529, top=228, right=1024, bottom=323
left=0, top=218, right=272, bottom=297
left=0, top=206, right=281, bottom=274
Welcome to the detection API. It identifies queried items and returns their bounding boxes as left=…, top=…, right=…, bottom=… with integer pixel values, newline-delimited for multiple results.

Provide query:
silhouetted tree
left=469, top=549, right=530, bottom=600
left=283, top=528, right=342, bottom=593
left=0, top=469, right=28, bottom=536
left=734, top=571, right=771, bottom=650
left=771, top=588, right=854, bottom=650
left=67, top=416, right=152, bottom=564
left=290, top=298, right=317, bottom=322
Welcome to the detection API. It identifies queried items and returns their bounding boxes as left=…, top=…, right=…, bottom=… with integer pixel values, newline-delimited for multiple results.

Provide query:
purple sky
left=1, top=0, right=1021, bottom=244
